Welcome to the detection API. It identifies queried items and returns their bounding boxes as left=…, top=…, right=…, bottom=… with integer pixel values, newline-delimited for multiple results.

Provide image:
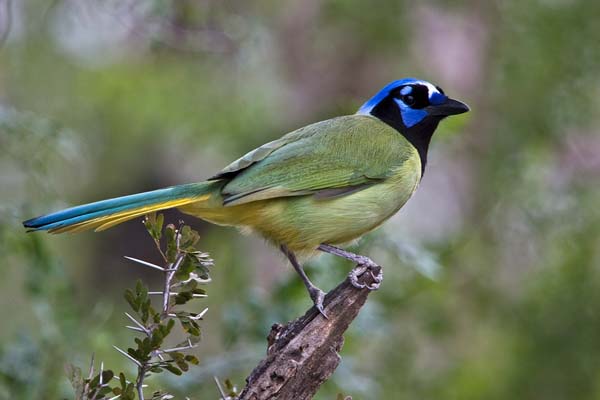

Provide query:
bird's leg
left=280, top=245, right=327, bottom=318
left=317, top=244, right=383, bottom=290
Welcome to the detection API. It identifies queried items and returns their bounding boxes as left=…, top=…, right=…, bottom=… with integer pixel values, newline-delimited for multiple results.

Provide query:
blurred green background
left=1, top=1, right=600, bottom=399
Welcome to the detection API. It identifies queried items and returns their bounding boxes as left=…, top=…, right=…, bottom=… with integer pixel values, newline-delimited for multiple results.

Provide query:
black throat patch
left=370, top=96, right=441, bottom=175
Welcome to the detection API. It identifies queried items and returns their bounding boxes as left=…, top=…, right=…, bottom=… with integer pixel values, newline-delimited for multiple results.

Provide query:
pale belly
left=254, top=176, right=419, bottom=250
left=183, top=164, right=421, bottom=252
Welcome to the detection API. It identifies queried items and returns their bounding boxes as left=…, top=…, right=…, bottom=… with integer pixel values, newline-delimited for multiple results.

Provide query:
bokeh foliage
left=1, top=1, right=599, bottom=399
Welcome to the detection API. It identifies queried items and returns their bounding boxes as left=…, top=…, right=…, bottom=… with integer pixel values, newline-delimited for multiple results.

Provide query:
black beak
left=427, top=98, right=470, bottom=116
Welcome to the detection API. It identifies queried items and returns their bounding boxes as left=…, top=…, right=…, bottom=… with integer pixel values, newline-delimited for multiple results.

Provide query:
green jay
left=24, top=78, right=469, bottom=314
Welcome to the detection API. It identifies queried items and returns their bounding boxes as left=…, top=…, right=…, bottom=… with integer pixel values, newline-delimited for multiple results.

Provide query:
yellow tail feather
left=48, top=197, right=205, bottom=234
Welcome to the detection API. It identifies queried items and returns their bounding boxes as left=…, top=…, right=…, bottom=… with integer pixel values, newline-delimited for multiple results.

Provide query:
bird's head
left=358, top=78, right=469, bottom=171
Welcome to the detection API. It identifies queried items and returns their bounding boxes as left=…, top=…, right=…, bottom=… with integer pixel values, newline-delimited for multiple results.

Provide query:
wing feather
left=216, top=115, right=415, bottom=206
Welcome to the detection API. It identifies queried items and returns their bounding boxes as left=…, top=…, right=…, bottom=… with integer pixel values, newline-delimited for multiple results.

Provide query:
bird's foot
left=308, top=286, right=328, bottom=318
left=318, top=243, right=383, bottom=290
left=349, top=262, right=383, bottom=290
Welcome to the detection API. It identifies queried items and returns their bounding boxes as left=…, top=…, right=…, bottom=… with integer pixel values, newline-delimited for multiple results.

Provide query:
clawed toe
left=317, top=244, right=384, bottom=291
left=349, top=263, right=383, bottom=291
left=309, top=288, right=328, bottom=318
left=349, top=266, right=367, bottom=289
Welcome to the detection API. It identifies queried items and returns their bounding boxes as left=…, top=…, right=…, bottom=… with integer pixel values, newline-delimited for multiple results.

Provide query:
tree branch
left=237, top=261, right=383, bottom=400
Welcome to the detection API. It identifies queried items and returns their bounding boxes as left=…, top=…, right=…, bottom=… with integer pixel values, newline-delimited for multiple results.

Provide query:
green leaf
left=164, top=364, right=182, bottom=376
left=165, top=224, right=177, bottom=262
left=181, top=280, right=198, bottom=292
left=124, top=289, right=139, bottom=312
left=174, top=290, right=193, bottom=305
left=141, top=299, right=151, bottom=324
left=90, top=373, right=100, bottom=388
left=184, top=355, right=200, bottom=365
left=144, top=212, right=165, bottom=241
left=128, top=347, right=149, bottom=363
left=177, top=317, right=202, bottom=337
left=180, top=225, right=201, bottom=250
left=153, top=309, right=161, bottom=323
left=148, top=304, right=159, bottom=323
left=138, top=279, right=148, bottom=300
left=124, top=382, right=136, bottom=400
left=155, top=213, right=164, bottom=238
left=176, top=360, right=189, bottom=372
left=101, top=370, right=114, bottom=384
left=144, top=213, right=155, bottom=233
left=175, top=254, right=197, bottom=280
left=151, top=330, right=164, bottom=349
left=224, top=378, right=238, bottom=396
left=194, top=263, right=211, bottom=280
left=188, top=324, right=201, bottom=337
left=98, top=385, right=114, bottom=396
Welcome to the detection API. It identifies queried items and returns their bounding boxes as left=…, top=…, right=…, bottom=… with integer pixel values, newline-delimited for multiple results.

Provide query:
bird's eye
left=403, top=95, right=416, bottom=106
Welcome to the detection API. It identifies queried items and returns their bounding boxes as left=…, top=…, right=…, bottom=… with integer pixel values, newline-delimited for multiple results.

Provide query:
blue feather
left=23, top=182, right=210, bottom=231
left=357, top=78, right=420, bottom=115
left=357, top=77, right=448, bottom=115
left=394, top=99, right=428, bottom=128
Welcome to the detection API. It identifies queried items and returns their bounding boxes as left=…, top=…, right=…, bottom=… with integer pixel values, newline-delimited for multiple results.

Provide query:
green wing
left=213, top=115, right=417, bottom=206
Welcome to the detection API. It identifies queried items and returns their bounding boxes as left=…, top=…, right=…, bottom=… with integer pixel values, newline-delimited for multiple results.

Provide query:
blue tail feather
left=23, top=183, right=208, bottom=232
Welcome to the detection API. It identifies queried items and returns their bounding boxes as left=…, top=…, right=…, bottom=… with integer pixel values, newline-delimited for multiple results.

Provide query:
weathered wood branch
left=237, top=262, right=383, bottom=400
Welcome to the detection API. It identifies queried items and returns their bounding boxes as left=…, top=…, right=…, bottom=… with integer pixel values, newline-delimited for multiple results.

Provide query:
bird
left=23, top=78, right=469, bottom=315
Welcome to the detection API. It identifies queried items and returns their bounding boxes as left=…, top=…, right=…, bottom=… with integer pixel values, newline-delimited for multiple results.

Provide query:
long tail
left=23, top=182, right=217, bottom=234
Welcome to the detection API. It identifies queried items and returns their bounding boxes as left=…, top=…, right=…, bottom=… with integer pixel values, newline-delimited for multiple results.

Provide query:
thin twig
left=124, top=312, right=150, bottom=334
left=84, top=353, right=95, bottom=398
left=87, top=353, right=95, bottom=380
left=136, top=364, right=147, bottom=400
left=124, top=256, right=165, bottom=272
left=99, top=362, right=104, bottom=386
left=89, top=361, right=105, bottom=400
left=190, top=308, right=208, bottom=320
left=148, top=291, right=207, bottom=298
left=160, top=343, right=199, bottom=353
left=125, top=325, right=146, bottom=333
left=171, top=274, right=212, bottom=287
left=162, top=252, right=184, bottom=314
left=214, top=376, right=227, bottom=400
left=153, top=237, right=168, bottom=262
left=113, top=346, right=142, bottom=368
